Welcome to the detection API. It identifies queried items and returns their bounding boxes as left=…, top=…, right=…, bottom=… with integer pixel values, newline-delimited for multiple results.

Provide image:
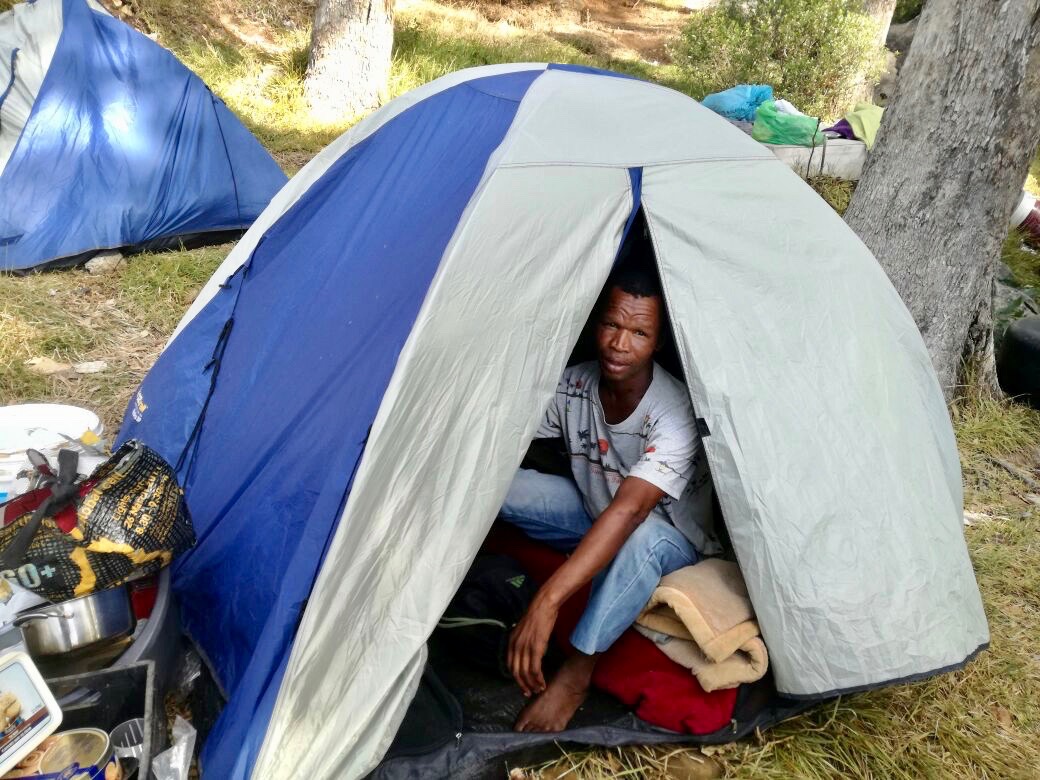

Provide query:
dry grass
left=3, top=0, right=1040, bottom=777
left=0, top=247, right=226, bottom=434
left=807, top=176, right=855, bottom=216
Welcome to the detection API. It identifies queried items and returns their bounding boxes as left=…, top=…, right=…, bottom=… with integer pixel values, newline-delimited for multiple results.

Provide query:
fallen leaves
left=25, top=358, right=109, bottom=376
left=963, top=510, right=1013, bottom=527
left=84, top=252, right=126, bottom=275
left=992, top=705, right=1014, bottom=729
left=72, top=361, right=109, bottom=375
left=24, top=356, right=72, bottom=376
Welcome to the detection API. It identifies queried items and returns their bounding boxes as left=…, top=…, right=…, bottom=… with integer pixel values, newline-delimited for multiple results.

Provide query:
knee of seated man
left=622, top=516, right=678, bottom=554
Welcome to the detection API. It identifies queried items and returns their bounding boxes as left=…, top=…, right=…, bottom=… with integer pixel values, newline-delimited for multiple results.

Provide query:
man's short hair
left=603, top=258, right=662, bottom=300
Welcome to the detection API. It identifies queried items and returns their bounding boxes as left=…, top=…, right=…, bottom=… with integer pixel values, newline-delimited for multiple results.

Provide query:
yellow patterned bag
left=0, top=441, right=195, bottom=602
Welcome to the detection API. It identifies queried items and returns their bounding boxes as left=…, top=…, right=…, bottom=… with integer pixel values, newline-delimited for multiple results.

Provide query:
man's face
left=596, top=286, right=661, bottom=383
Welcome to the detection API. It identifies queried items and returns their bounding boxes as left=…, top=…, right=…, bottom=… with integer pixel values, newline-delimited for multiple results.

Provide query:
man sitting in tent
left=501, top=259, right=719, bottom=732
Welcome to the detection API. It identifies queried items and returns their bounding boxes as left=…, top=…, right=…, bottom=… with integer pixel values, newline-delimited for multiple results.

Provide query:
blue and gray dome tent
left=0, top=0, right=287, bottom=272
left=119, top=64, right=989, bottom=778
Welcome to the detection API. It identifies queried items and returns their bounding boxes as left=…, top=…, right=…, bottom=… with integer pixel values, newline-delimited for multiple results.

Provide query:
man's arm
left=507, top=475, right=665, bottom=696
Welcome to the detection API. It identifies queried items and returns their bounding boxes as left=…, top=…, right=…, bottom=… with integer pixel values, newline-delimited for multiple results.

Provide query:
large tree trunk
left=305, top=0, right=394, bottom=123
left=863, top=0, right=898, bottom=47
left=844, top=0, right=1040, bottom=398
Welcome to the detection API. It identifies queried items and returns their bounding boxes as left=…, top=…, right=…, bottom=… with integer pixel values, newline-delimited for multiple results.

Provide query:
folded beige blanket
left=635, top=559, right=768, bottom=692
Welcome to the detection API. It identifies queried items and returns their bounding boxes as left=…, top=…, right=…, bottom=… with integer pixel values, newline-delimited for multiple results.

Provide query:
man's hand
left=507, top=477, right=666, bottom=697
left=508, top=593, right=559, bottom=697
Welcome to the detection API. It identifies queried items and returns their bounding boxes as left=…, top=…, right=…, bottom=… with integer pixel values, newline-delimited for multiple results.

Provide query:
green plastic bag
left=751, top=100, right=826, bottom=147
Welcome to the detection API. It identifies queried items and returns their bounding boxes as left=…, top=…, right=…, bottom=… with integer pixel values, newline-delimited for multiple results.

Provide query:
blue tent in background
left=0, top=0, right=287, bottom=272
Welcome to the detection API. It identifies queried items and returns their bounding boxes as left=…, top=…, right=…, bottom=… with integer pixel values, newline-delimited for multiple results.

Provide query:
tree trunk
left=843, top=0, right=1040, bottom=398
left=863, top=0, right=898, bottom=47
left=856, top=1, right=897, bottom=105
left=305, top=0, right=394, bottom=123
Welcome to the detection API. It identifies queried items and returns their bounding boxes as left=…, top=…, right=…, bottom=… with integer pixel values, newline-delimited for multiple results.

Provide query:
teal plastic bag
left=752, top=100, right=826, bottom=147
left=702, top=85, right=773, bottom=122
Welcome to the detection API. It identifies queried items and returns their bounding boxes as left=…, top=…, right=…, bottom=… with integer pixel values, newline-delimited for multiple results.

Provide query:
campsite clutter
left=825, top=102, right=886, bottom=148
left=700, top=84, right=773, bottom=122
left=1011, top=189, right=1040, bottom=246
left=0, top=403, right=197, bottom=779
left=997, top=318, right=1040, bottom=408
left=701, top=84, right=866, bottom=179
left=108, top=63, right=987, bottom=779
left=0, top=0, right=287, bottom=272
left=751, top=99, right=827, bottom=147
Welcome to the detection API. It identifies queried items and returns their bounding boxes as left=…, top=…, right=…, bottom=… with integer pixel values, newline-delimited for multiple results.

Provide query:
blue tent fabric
left=0, top=0, right=286, bottom=271
left=117, top=69, right=542, bottom=779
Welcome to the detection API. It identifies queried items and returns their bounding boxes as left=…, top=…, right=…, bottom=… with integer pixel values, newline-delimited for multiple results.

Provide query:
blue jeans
left=499, top=469, right=699, bottom=655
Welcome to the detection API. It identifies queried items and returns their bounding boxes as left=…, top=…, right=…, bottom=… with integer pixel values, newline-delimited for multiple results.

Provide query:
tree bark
left=859, top=0, right=898, bottom=103
left=863, top=0, right=898, bottom=47
left=843, top=0, right=1040, bottom=398
left=305, top=0, right=394, bottom=122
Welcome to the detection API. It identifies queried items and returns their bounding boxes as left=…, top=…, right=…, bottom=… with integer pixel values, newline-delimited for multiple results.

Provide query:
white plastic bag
left=151, top=716, right=196, bottom=780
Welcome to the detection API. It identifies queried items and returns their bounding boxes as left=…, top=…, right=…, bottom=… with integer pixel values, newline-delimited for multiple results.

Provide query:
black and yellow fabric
left=0, top=441, right=195, bottom=602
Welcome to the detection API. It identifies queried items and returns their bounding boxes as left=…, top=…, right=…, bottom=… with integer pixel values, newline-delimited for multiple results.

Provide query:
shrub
left=894, top=0, right=925, bottom=23
left=671, top=0, right=887, bottom=120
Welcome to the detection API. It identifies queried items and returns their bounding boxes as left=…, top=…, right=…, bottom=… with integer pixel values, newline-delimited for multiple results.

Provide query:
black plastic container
left=44, top=661, right=162, bottom=779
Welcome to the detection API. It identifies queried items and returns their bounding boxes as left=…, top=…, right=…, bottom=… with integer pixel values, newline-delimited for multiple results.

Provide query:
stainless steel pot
left=12, top=586, right=136, bottom=657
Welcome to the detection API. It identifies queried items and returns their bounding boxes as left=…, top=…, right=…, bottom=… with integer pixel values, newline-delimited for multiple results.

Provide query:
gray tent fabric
left=644, top=159, right=987, bottom=696
left=0, top=0, right=63, bottom=176
left=160, top=64, right=988, bottom=778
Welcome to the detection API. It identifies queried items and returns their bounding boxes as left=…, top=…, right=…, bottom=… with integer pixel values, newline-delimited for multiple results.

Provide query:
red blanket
left=483, top=524, right=737, bottom=734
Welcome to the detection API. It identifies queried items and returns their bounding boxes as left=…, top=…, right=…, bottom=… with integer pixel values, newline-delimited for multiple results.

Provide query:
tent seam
left=209, top=92, right=244, bottom=228
left=496, top=156, right=777, bottom=170
left=463, top=71, right=545, bottom=101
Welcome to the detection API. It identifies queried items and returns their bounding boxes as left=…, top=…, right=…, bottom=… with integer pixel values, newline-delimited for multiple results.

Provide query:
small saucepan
left=12, top=586, right=136, bottom=658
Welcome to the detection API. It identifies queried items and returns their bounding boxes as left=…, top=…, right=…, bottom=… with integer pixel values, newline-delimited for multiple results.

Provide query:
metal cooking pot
left=12, top=585, right=135, bottom=657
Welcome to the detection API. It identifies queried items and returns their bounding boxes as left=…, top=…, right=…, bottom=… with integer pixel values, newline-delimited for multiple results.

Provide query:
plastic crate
left=45, top=661, right=162, bottom=779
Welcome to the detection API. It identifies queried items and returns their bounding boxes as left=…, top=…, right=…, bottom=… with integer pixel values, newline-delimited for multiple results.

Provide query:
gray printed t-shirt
left=537, top=361, right=720, bottom=554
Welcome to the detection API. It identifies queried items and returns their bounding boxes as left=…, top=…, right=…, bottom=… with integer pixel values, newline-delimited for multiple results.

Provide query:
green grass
left=119, top=246, right=227, bottom=333
left=390, top=19, right=694, bottom=98
left=143, top=2, right=694, bottom=169
left=1003, top=230, right=1040, bottom=290
left=997, top=229, right=1039, bottom=342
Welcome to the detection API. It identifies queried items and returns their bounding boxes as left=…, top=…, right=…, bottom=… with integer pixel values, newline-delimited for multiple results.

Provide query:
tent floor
left=433, top=638, right=632, bottom=734
left=372, top=638, right=815, bottom=780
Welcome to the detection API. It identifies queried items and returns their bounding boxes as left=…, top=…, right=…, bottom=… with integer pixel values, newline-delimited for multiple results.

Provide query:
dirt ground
left=108, top=0, right=697, bottom=64
left=463, top=0, right=695, bottom=62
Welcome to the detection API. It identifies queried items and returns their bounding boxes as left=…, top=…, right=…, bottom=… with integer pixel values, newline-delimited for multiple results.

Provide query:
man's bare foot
left=515, top=653, right=598, bottom=732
